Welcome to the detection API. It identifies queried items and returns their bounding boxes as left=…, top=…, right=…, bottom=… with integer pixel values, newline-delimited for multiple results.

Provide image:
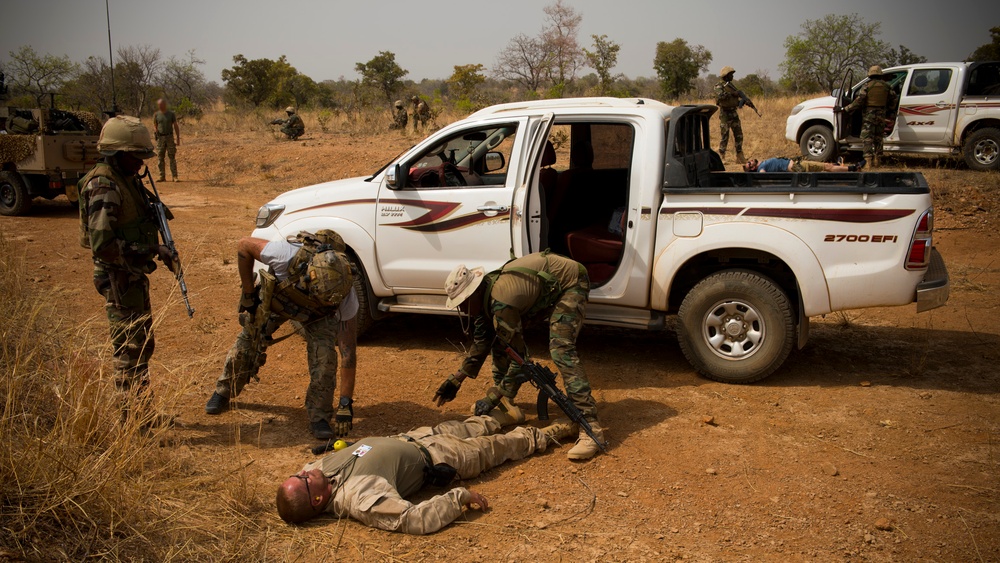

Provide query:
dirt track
left=2, top=127, right=998, bottom=562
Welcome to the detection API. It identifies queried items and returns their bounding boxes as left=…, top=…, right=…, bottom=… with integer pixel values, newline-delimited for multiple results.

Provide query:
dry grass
left=0, top=236, right=270, bottom=561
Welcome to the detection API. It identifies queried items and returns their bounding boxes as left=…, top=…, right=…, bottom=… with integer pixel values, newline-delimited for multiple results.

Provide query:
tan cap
left=444, top=264, right=486, bottom=309
left=720, top=66, right=735, bottom=77
left=97, top=115, right=156, bottom=159
left=285, top=106, right=296, bottom=113
left=868, top=65, right=883, bottom=77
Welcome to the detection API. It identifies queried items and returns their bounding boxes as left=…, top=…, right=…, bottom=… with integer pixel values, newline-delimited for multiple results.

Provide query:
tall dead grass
left=0, top=236, right=270, bottom=561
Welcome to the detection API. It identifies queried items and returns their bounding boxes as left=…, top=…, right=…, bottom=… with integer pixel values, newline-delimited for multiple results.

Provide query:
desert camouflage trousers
left=718, top=109, right=743, bottom=154
left=405, top=415, right=548, bottom=479
left=156, top=135, right=177, bottom=179
left=490, top=270, right=598, bottom=420
left=94, top=266, right=154, bottom=392
left=215, top=313, right=341, bottom=423
left=860, top=108, right=887, bottom=163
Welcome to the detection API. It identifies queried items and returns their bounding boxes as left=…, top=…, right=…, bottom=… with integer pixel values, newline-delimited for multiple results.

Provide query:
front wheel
left=348, top=255, right=374, bottom=336
left=799, top=124, right=837, bottom=162
left=677, top=270, right=795, bottom=384
left=963, top=128, right=1000, bottom=171
left=0, top=171, right=32, bottom=216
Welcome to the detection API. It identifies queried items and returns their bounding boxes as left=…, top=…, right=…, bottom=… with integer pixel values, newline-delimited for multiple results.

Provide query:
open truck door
left=833, top=69, right=854, bottom=142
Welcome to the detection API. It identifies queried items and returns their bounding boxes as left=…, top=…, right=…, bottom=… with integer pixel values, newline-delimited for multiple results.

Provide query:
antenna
left=105, top=0, right=118, bottom=116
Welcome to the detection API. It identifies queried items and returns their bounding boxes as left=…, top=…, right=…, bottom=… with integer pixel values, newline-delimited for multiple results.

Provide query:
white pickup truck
left=786, top=61, right=1000, bottom=170
left=252, top=98, right=949, bottom=383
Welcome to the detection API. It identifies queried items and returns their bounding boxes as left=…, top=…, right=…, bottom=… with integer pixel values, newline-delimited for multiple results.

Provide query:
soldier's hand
left=156, top=245, right=178, bottom=273
left=432, top=374, right=463, bottom=407
left=333, top=397, right=353, bottom=437
left=465, top=490, right=490, bottom=512
left=239, top=291, right=261, bottom=315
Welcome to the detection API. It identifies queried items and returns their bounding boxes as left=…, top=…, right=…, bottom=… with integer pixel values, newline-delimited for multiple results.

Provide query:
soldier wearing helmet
left=205, top=230, right=361, bottom=441
left=271, top=106, right=305, bottom=140
left=78, top=115, right=176, bottom=417
left=714, top=65, right=747, bottom=164
left=411, top=95, right=432, bottom=133
left=389, top=100, right=408, bottom=131
left=844, top=65, right=899, bottom=167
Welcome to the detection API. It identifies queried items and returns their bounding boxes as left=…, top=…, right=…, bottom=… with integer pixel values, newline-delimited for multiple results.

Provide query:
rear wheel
left=0, top=171, right=32, bottom=216
left=677, top=270, right=795, bottom=384
left=963, top=128, right=1000, bottom=171
left=800, top=124, right=837, bottom=162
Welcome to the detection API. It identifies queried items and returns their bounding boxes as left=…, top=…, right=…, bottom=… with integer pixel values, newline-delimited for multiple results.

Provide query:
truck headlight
left=256, top=203, right=285, bottom=228
left=790, top=104, right=804, bottom=116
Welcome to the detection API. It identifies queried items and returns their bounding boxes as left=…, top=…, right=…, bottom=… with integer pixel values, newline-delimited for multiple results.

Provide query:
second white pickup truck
left=252, top=98, right=950, bottom=383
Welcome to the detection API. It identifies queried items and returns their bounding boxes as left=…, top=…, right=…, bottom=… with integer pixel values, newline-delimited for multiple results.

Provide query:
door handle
left=477, top=205, right=509, bottom=214
left=935, top=101, right=947, bottom=108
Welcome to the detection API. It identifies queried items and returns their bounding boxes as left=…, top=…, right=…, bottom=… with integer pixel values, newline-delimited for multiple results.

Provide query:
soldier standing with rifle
left=78, top=116, right=183, bottom=416
left=205, top=230, right=359, bottom=441
left=844, top=65, right=898, bottom=167
left=432, top=252, right=607, bottom=461
left=714, top=66, right=759, bottom=165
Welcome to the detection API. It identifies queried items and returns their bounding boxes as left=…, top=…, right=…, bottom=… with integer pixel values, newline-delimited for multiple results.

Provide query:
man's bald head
left=157, top=99, right=167, bottom=112
left=276, top=469, right=331, bottom=524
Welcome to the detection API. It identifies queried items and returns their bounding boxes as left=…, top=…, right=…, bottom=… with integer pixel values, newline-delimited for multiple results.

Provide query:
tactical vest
left=78, top=162, right=159, bottom=259
left=716, top=83, right=740, bottom=110
left=866, top=80, right=889, bottom=108
left=483, top=251, right=564, bottom=319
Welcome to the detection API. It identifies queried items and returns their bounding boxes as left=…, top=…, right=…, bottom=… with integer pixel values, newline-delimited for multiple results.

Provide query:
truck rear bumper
left=916, top=248, right=949, bottom=312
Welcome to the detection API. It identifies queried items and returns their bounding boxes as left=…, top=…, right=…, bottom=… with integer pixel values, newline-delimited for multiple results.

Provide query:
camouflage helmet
left=411, top=95, right=419, bottom=103
left=868, top=65, right=883, bottom=77
left=306, top=250, right=354, bottom=307
left=394, top=100, right=404, bottom=108
left=285, top=106, right=296, bottom=114
left=97, top=115, right=156, bottom=159
left=719, top=66, right=735, bottom=78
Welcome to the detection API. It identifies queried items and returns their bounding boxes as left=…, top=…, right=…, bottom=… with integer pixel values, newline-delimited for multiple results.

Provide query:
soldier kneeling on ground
left=271, top=106, right=305, bottom=140
left=389, top=100, right=408, bottom=131
left=432, top=251, right=607, bottom=461
left=205, top=230, right=359, bottom=441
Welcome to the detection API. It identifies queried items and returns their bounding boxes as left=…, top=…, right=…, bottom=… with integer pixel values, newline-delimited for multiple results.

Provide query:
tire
left=348, top=255, right=374, bottom=336
left=963, top=128, right=1000, bottom=171
left=677, top=270, right=795, bottom=384
left=0, top=171, right=32, bottom=216
left=799, top=124, right=837, bottom=162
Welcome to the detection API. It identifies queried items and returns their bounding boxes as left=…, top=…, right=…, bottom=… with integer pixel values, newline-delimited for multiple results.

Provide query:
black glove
left=238, top=291, right=260, bottom=315
left=333, top=397, right=353, bottom=437
left=432, top=374, right=463, bottom=406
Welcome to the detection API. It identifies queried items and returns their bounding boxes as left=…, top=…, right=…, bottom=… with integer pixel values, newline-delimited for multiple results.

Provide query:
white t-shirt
left=260, top=239, right=359, bottom=320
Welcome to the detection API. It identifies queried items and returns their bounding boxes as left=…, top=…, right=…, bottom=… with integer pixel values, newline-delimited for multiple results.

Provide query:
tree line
left=2, top=7, right=997, bottom=118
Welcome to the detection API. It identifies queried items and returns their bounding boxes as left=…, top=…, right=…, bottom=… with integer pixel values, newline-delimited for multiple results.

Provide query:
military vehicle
left=0, top=105, right=102, bottom=215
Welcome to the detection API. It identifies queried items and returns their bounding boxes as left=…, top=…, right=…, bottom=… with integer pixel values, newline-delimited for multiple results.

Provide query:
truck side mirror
left=484, top=151, right=506, bottom=172
left=831, top=88, right=841, bottom=99
left=386, top=163, right=407, bottom=190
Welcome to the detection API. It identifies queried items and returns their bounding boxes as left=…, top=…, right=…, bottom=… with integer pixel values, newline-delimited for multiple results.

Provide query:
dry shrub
left=0, top=236, right=269, bottom=561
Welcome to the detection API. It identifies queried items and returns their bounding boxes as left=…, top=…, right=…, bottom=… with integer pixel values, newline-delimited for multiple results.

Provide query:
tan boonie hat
left=445, top=264, right=486, bottom=309
left=97, top=115, right=156, bottom=159
left=285, top=106, right=296, bottom=113
left=720, top=66, right=735, bottom=77
left=868, top=65, right=883, bottom=77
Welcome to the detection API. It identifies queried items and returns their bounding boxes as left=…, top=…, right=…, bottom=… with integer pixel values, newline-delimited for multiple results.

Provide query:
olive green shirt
left=153, top=110, right=177, bottom=137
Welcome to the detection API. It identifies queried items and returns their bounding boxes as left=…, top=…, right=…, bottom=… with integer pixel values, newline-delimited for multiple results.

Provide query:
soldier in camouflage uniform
left=411, top=96, right=431, bottom=133
left=432, top=252, right=605, bottom=460
left=845, top=65, right=898, bottom=167
left=272, top=106, right=305, bottom=140
left=714, top=66, right=746, bottom=164
left=205, top=230, right=360, bottom=441
left=389, top=100, right=408, bottom=130
left=153, top=99, right=180, bottom=182
left=78, top=116, right=174, bottom=404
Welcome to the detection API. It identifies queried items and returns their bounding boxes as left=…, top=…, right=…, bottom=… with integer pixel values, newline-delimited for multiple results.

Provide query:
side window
left=406, top=124, right=518, bottom=189
left=907, top=69, right=953, bottom=96
left=967, top=63, right=1000, bottom=96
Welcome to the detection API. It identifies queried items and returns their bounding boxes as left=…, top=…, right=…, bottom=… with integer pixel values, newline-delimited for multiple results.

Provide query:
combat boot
left=205, top=392, right=230, bottom=415
left=488, top=396, right=525, bottom=427
left=567, top=421, right=606, bottom=461
left=541, top=418, right=578, bottom=443
left=736, top=151, right=747, bottom=164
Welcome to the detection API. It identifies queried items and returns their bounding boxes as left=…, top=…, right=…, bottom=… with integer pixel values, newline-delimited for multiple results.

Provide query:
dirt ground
left=2, top=122, right=999, bottom=562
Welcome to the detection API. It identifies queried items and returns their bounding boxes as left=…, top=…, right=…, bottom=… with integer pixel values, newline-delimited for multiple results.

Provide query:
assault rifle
left=505, top=346, right=608, bottom=452
left=726, top=82, right=762, bottom=117
left=141, top=169, right=194, bottom=317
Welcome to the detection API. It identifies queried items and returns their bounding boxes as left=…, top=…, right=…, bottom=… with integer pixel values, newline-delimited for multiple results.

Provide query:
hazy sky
left=1, top=0, right=990, bottom=86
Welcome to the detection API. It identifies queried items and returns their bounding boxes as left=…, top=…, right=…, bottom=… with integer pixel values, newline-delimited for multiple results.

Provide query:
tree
left=494, top=33, right=553, bottom=93
left=162, top=51, right=207, bottom=102
left=115, top=45, right=162, bottom=116
left=967, top=26, right=1000, bottom=61
left=355, top=51, right=408, bottom=103
left=780, top=14, right=890, bottom=93
left=583, top=34, right=621, bottom=95
left=5, top=45, right=77, bottom=107
left=653, top=38, right=712, bottom=100
left=448, top=64, right=486, bottom=101
left=62, top=56, right=114, bottom=112
left=885, top=45, right=927, bottom=67
left=541, top=0, right=583, bottom=86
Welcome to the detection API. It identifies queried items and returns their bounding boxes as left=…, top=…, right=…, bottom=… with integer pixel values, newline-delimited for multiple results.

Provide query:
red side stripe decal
left=663, top=208, right=915, bottom=223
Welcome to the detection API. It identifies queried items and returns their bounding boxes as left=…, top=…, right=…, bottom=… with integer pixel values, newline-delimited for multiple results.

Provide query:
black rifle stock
left=141, top=169, right=194, bottom=317
left=726, top=82, right=762, bottom=117
left=505, top=346, right=607, bottom=452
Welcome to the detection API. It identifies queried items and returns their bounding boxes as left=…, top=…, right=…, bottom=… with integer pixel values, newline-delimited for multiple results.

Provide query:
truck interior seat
left=565, top=208, right=627, bottom=286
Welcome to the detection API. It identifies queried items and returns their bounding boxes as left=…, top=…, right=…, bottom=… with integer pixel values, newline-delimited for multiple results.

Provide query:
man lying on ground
left=276, top=414, right=576, bottom=534
left=743, top=156, right=866, bottom=173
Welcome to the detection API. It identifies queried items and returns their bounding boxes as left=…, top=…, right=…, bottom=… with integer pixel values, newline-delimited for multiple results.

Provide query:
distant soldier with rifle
left=78, top=115, right=189, bottom=415
left=433, top=252, right=607, bottom=460
left=389, top=100, right=408, bottom=131
left=714, top=65, right=759, bottom=165
left=844, top=65, right=898, bottom=167
left=271, top=106, right=305, bottom=140
left=204, top=230, right=359, bottom=441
